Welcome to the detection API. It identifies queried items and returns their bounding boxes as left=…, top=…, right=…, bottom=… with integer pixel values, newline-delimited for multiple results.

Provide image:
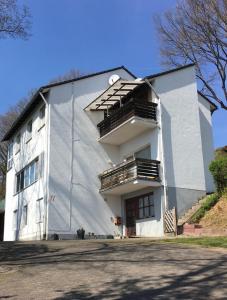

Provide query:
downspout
left=144, top=79, right=168, bottom=211
left=39, top=91, right=50, bottom=240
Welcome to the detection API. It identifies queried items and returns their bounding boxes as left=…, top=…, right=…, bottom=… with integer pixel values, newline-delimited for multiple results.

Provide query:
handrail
left=97, top=99, right=157, bottom=137
left=100, top=158, right=160, bottom=190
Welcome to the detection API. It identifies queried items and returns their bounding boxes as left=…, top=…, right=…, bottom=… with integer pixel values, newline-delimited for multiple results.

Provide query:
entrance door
left=125, top=198, right=138, bottom=237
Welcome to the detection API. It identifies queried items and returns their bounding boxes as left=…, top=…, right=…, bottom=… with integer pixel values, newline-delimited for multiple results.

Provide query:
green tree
left=209, top=157, right=227, bottom=194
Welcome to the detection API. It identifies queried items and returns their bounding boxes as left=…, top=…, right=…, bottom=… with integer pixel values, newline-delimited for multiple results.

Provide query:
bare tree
left=48, top=69, right=84, bottom=84
left=0, top=98, right=28, bottom=198
left=0, top=0, right=31, bottom=40
left=155, top=0, right=227, bottom=110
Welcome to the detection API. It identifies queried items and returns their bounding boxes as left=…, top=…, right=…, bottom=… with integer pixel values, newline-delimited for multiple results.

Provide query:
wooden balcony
left=99, top=158, right=161, bottom=195
left=97, top=100, right=158, bottom=145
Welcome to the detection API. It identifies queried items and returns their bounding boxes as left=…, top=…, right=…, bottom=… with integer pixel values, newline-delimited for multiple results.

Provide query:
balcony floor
left=98, top=116, right=157, bottom=145
left=100, top=178, right=161, bottom=195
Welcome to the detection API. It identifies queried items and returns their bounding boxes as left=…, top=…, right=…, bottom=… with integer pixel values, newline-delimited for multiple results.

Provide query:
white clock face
left=109, top=74, right=120, bottom=85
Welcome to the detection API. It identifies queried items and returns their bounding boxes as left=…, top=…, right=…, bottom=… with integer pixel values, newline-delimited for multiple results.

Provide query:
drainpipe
left=144, top=79, right=168, bottom=211
left=39, top=91, right=50, bottom=240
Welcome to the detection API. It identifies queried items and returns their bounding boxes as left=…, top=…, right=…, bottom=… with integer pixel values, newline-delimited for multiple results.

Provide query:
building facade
left=3, top=64, right=216, bottom=241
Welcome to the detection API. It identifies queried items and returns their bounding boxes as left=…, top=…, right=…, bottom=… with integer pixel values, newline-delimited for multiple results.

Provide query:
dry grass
left=199, top=194, right=227, bottom=229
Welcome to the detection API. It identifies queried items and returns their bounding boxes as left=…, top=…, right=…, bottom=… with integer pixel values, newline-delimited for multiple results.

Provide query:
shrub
left=190, top=193, right=219, bottom=224
left=209, top=157, right=227, bottom=195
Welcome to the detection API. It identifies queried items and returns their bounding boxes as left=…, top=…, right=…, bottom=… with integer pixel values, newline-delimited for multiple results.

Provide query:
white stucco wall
left=4, top=103, right=47, bottom=241
left=198, top=94, right=215, bottom=192
left=153, top=66, right=206, bottom=192
left=47, top=68, right=134, bottom=237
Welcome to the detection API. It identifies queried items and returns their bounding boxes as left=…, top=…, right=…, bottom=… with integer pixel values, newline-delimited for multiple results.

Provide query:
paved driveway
left=0, top=239, right=227, bottom=299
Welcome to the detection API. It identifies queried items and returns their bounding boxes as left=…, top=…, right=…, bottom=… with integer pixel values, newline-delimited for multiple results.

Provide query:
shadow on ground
left=0, top=240, right=227, bottom=299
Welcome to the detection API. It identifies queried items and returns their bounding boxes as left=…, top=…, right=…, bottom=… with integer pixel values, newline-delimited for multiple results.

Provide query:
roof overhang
left=85, top=79, right=146, bottom=111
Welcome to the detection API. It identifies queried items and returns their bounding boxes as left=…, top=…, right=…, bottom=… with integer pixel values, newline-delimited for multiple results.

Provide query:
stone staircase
left=177, top=196, right=208, bottom=226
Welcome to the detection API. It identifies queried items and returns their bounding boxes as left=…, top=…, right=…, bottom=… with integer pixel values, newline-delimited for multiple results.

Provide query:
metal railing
left=97, top=99, right=157, bottom=137
left=99, top=158, right=160, bottom=191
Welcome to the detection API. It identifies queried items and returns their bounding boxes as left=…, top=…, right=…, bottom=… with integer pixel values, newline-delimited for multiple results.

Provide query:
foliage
left=48, top=69, right=84, bottom=84
left=162, top=237, right=227, bottom=248
left=209, top=157, right=227, bottom=194
left=0, top=0, right=31, bottom=40
left=189, top=193, right=220, bottom=224
left=215, top=145, right=227, bottom=159
left=155, top=0, right=227, bottom=110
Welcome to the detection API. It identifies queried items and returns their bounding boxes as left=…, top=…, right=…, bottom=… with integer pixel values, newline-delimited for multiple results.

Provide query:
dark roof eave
left=1, top=66, right=136, bottom=141
left=42, top=66, right=136, bottom=90
left=1, top=88, right=43, bottom=141
left=144, top=63, right=195, bottom=81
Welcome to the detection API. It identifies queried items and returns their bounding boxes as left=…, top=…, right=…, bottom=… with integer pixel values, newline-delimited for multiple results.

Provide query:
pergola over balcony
left=85, top=79, right=146, bottom=111
left=85, top=79, right=158, bottom=145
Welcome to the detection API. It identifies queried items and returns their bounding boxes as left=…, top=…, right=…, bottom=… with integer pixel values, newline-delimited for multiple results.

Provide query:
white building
left=2, top=64, right=217, bottom=241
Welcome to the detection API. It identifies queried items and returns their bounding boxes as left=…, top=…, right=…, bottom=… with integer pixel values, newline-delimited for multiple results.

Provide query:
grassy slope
left=162, top=237, right=227, bottom=248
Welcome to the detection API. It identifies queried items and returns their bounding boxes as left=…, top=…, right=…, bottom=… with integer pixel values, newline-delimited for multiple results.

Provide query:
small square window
left=26, top=120, right=32, bottom=142
left=39, top=106, right=45, bottom=129
left=23, top=205, right=28, bottom=226
left=7, top=141, right=13, bottom=170
left=13, top=209, right=18, bottom=229
left=36, top=198, right=44, bottom=223
left=15, top=133, right=21, bottom=154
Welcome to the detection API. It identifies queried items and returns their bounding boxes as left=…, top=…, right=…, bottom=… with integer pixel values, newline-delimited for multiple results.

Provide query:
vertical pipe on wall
left=39, top=91, right=50, bottom=240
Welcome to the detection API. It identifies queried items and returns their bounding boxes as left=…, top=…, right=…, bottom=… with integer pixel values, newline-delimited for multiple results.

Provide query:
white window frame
left=38, top=105, right=46, bottom=130
left=26, top=120, right=33, bottom=143
left=7, top=141, right=14, bottom=170
left=36, top=198, right=44, bottom=223
left=15, top=157, right=39, bottom=193
left=15, top=133, right=21, bottom=154
left=13, top=209, right=18, bottom=230
left=23, top=205, right=28, bottom=227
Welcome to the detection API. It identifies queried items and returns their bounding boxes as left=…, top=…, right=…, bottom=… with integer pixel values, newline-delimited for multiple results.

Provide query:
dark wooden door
left=125, top=198, right=138, bottom=237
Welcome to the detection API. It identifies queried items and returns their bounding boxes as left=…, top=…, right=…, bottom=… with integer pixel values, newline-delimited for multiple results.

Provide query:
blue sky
left=0, top=0, right=226, bottom=148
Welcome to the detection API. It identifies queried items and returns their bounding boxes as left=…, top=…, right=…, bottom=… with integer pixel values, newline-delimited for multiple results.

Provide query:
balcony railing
left=97, top=99, right=157, bottom=138
left=99, top=158, right=160, bottom=192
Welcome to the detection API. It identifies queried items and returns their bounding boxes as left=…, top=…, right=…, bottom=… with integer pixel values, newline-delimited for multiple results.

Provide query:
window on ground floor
left=138, top=193, right=155, bottom=219
left=13, top=209, right=18, bottom=229
left=36, top=198, right=44, bottom=223
left=23, top=205, right=28, bottom=226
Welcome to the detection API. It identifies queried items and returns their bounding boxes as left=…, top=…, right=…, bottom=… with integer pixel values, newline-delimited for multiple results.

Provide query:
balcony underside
left=100, top=178, right=161, bottom=195
left=98, top=116, right=157, bottom=145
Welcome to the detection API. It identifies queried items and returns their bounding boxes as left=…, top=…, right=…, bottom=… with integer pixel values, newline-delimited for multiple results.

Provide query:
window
left=13, top=209, right=18, bottom=229
left=7, top=141, right=13, bottom=170
left=39, top=105, right=45, bottom=129
left=26, top=120, right=32, bottom=142
left=15, top=157, right=39, bottom=193
left=23, top=205, right=28, bottom=226
left=138, top=193, right=155, bottom=219
left=36, top=198, right=44, bottom=223
left=15, top=133, right=21, bottom=154
left=135, top=145, right=151, bottom=160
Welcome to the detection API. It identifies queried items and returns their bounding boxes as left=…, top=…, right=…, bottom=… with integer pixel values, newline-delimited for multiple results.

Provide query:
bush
left=209, top=157, right=227, bottom=195
left=190, top=193, right=219, bottom=224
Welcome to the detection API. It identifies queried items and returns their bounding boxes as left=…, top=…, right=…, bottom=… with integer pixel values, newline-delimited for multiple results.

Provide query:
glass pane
left=149, top=195, right=154, bottom=205
left=139, top=208, right=143, bottom=219
left=20, top=171, right=24, bottom=190
left=24, top=168, right=30, bottom=187
left=144, top=196, right=149, bottom=207
left=16, top=174, right=20, bottom=192
left=30, top=163, right=35, bottom=184
left=144, top=207, right=149, bottom=218
left=35, top=160, right=39, bottom=180
left=135, top=146, right=151, bottom=159
left=150, top=206, right=155, bottom=217
left=139, top=198, right=143, bottom=208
